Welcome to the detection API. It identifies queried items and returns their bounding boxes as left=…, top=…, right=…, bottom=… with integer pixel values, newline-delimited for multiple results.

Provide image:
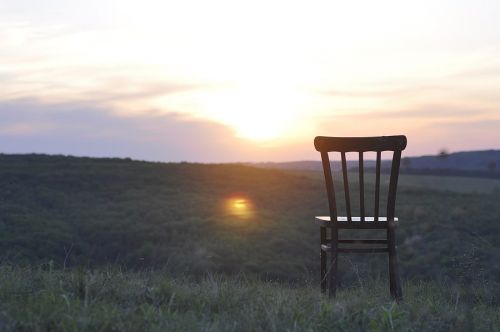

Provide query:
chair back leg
left=387, top=226, right=403, bottom=301
left=320, top=227, right=327, bottom=293
left=320, top=253, right=327, bottom=293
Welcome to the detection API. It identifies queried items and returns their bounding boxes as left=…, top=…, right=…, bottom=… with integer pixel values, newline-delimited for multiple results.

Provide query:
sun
left=125, top=4, right=315, bottom=143
left=202, top=83, right=306, bottom=142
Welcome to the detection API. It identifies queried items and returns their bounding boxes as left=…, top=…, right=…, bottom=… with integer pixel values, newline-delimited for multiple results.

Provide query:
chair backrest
left=314, top=136, right=407, bottom=222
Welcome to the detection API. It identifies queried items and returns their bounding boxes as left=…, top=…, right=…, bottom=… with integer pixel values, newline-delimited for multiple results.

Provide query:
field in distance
left=0, top=154, right=499, bottom=284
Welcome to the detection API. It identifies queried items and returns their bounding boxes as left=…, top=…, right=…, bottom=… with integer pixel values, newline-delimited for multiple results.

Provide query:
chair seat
left=315, top=216, right=398, bottom=229
left=321, top=244, right=389, bottom=253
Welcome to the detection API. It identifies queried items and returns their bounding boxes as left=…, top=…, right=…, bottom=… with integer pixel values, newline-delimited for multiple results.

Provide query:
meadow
left=0, top=154, right=499, bottom=330
left=0, top=266, right=498, bottom=331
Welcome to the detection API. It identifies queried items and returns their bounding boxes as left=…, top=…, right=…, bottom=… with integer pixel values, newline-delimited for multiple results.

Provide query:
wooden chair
left=314, top=135, right=407, bottom=301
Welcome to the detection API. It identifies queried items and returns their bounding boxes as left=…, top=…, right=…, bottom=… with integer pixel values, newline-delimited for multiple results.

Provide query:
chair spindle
left=321, top=152, right=337, bottom=220
left=375, top=151, right=381, bottom=222
left=359, top=152, right=365, bottom=221
left=387, top=150, right=402, bottom=221
left=340, top=152, right=351, bottom=222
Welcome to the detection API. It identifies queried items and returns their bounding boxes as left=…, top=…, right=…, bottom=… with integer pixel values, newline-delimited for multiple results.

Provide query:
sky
left=1, top=0, right=500, bottom=162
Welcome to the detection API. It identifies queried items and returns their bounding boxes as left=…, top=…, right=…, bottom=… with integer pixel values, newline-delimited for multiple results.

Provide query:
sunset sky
left=1, top=0, right=500, bottom=162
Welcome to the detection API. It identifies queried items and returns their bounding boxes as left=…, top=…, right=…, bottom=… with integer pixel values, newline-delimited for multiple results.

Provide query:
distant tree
left=487, top=160, right=497, bottom=172
left=438, top=149, right=449, bottom=160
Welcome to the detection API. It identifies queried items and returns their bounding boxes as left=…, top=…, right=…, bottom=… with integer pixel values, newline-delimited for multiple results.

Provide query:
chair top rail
left=314, top=136, right=407, bottom=152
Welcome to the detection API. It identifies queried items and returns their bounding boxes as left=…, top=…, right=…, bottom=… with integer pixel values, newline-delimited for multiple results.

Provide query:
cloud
left=0, top=98, right=323, bottom=162
left=77, top=81, right=203, bottom=104
left=0, top=99, right=250, bottom=162
left=315, top=104, right=500, bottom=156
left=449, top=64, right=500, bottom=80
left=320, top=84, right=444, bottom=98
left=418, top=119, right=500, bottom=154
left=333, top=105, right=484, bottom=119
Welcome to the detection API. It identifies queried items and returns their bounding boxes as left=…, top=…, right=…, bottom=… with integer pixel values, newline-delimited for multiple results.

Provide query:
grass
left=0, top=154, right=499, bottom=330
left=0, top=265, right=498, bottom=331
left=1, top=154, right=499, bottom=284
left=295, top=170, right=500, bottom=194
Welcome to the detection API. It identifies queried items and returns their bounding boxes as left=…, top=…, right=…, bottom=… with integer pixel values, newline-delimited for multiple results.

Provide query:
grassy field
left=0, top=154, right=499, bottom=330
left=2, top=154, right=499, bottom=282
left=293, top=169, right=500, bottom=194
left=0, top=265, right=498, bottom=331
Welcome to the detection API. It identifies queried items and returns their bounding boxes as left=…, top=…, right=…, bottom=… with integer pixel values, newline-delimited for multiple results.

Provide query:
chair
left=314, top=135, right=407, bottom=301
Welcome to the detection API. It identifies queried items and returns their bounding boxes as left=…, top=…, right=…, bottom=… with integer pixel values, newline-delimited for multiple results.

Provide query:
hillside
left=250, top=149, right=500, bottom=178
left=1, top=153, right=499, bottom=285
left=403, top=149, right=500, bottom=171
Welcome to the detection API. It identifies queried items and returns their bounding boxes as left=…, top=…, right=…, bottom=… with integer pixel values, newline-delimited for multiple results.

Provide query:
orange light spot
left=226, top=197, right=253, bottom=219
left=233, top=199, right=247, bottom=209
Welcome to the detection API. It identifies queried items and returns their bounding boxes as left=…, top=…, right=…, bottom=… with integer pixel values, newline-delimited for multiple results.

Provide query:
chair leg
left=328, top=227, right=338, bottom=298
left=387, top=226, right=403, bottom=302
left=320, top=250, right=326, bottom=293
left=320, top=227, right=327, bottom=293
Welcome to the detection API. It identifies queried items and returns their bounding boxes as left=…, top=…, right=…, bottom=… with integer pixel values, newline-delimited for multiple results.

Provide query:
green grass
left=0, top=154, right=499, bottom=330
left=295, top=170, right=500, bottom=194
left=398, top=174, right=500, bottom=194
left=1, top=154, right=499, bottom=283
left=0, top=265, right=498, bottom=331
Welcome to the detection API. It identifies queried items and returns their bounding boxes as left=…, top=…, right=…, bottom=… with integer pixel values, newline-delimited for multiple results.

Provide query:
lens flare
left=233, top=199, right=247, bottom=210
left=225, top=197, right=254, bottom=219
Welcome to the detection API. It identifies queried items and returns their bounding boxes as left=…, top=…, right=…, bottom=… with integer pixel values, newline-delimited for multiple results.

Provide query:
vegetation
left=252, top=148, right=500, bottom=178
left=1, top=154, right=499, bottom=283
left=0, top=154, right=499, bottom=330
left=0, top=265, right=498, bottom=331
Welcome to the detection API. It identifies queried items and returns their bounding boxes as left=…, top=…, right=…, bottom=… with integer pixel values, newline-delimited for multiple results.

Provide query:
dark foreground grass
left=0, top=266, right=498, bottom=331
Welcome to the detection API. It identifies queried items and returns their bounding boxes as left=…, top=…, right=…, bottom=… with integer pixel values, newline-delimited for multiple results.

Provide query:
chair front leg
left=328, top=226, right=338, bottom=298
